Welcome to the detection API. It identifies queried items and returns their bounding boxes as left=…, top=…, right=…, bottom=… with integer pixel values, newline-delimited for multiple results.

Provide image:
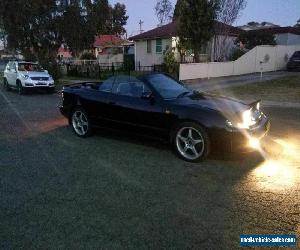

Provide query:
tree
left=0, top=0, right=63, bottom=79
left=0, top=0, right=61, bottom=57
left=59, top=3, right=95, bottom=57
left=87, top=0, right=111, bottom=35
left=0, top=18, right=6, bottom=49
left=174, top=0, right=218, bottom=63
left=237, top=30, right=276, bottom=50
left=0, top=0, right=128, bottom=67
left=155, top=0, right=173, bottom=26
left=294, top=18, right=300, bottom=28
left=111, top=3, right=128, bottom=36
left=247, top=21, right=259, bottom=26
left=214, top=0, right=246, bottom=61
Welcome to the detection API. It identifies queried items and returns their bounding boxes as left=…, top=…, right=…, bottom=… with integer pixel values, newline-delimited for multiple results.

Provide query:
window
left=292, top=51, right=300, bottom=57
left=11, top=63, right=16, bottom=71
left=18, top=63, right=43, bottom=72
left=112, top=76, right=150, bottom=98
left=156, top=39, right=162, bottom=53
left=147, top=40, right=152, bottom=54
left=146, top=74, right=189, bottom=99
left=99, top=77, right=114, bottom=92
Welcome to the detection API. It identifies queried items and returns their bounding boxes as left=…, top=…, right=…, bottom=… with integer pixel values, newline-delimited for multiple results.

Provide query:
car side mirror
left=45, top=70, right=48, bottom=74
left=141, top=91, right=153, bottom=100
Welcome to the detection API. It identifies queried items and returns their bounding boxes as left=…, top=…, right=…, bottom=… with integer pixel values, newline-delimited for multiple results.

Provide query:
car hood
left=170, top=92, right=252, bottom=114
left=20, top=71, right=50, bottom=77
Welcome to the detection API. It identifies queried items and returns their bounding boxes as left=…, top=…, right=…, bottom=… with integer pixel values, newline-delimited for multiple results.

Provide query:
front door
left=109, top=79, right=169, bottom=133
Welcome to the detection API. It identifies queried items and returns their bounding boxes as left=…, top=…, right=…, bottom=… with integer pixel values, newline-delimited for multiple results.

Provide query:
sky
left=110, top=0, right=300, bottom=37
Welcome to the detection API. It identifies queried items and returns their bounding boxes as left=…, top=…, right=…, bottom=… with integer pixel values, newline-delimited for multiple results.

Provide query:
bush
left=80, top=52, right=96, bottom=60
left=229, top=48, right=246, bottom=61
left=163, top=50, right=179, bottom=77
left=40, top=58, right=62, bottom=81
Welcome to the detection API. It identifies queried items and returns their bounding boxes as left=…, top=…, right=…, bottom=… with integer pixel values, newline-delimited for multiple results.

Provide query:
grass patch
left=209, top=76, right=300, bottom=103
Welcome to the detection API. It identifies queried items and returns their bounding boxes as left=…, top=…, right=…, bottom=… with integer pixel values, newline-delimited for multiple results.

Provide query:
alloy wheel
left=176, top=127, right=205, bottom=161
left=72, top=110, right=89, bottom=136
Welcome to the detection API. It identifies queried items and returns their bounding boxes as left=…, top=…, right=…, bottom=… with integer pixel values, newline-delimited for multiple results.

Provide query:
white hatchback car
left=3, top=61, right=55, bottom=94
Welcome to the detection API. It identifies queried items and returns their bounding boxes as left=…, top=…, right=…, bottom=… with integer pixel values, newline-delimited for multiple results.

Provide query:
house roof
left=94, top=35, right=128, bottom=48
left=129, top=21, right=243, bottom=41
left=57, top=47, right=72, bottom=58
left=256, top=26, right=300, bottom=35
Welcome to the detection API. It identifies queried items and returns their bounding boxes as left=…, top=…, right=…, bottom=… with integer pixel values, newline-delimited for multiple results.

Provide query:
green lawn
left=209, top=76, right=300, bottom=103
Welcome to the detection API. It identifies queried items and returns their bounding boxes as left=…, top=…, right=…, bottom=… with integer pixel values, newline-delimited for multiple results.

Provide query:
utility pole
left=139, top=20, right=144, bottom=34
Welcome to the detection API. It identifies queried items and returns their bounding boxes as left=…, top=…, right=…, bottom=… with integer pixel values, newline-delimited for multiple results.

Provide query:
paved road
left=1, top=87, right=300, bottom=249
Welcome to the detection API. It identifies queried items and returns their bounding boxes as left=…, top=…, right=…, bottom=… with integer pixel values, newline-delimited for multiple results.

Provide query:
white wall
left=135, top=38, right=172, bottom=69
left=97, top=54, right=124, bottom=64
left=179, top=45, right=300, bottom=80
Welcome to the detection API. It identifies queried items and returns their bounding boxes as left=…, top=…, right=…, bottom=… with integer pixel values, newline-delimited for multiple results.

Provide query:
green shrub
left=40, top=59, right=62, bottom=81
left=163, top=50, right=179, bottom=77
left=230, top=48, right=246, bottom=61
left=80, top=52, right=96, bottom=60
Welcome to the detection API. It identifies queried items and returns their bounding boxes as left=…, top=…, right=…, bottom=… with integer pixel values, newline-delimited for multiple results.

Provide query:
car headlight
left=227, top=103, right=262, bottom=129
left=21, top=74, right=29, bottom=80
left=49, top=75, right=53, bottom=81
left=237, top=109, right=257, bottom=129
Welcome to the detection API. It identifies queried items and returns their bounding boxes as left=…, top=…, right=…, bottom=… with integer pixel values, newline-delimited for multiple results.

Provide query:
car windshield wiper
left=177, top=91, right=191, bottom=98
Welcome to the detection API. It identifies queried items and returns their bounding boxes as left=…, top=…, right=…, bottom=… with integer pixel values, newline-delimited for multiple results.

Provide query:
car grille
left=31, top=77, right=49, bottom=81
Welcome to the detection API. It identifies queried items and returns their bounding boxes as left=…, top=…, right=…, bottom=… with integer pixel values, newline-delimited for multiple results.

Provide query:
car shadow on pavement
left=64, top=124, right=265, bottom=166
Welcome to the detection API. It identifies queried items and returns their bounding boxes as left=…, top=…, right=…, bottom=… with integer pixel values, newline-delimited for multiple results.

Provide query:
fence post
left=260, top=61, right=263, bottom=81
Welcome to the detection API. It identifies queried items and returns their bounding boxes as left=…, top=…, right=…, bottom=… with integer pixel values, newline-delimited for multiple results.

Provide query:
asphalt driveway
left=0, top=87, right=300, bottom=249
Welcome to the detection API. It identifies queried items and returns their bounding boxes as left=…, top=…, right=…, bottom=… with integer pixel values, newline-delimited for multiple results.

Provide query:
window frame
left=98, top=77, right=115, bottom=93
left=156, top=39, right=162, bottom=54
left=113, top=79, right=150, bottom=98
left=147, top=40, right=152, bottom=54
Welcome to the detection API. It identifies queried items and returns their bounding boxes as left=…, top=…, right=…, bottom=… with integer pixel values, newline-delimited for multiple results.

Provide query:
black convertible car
left=287, top=51, right=300, bottom=71
left=60, top=73, right=270, bottom=162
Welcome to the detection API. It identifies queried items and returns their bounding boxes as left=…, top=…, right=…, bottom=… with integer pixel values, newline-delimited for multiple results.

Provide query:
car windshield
left=145, top=74, right=190, bottom=99
left=18, top=63, right=44, bottom=72
left=292, top=51, right=300, bottom=57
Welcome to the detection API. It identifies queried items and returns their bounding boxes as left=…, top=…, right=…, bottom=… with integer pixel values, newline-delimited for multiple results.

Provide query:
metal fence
left=62, top=62, right=167, bottom=79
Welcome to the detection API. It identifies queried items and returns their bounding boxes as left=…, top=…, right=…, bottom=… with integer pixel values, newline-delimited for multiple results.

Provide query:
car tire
left=171, top=122, right=210, bottom=162
left=17, top=81, right=24, bottom=95
left=3, top=78, right=10, bottom=91
left=71, top=107, right=93, bottom=137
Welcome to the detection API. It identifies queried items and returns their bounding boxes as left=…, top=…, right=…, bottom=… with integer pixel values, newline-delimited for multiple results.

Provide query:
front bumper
left=230, top=116, right=270, bottom=153
left=23, top=85, right=55, bottom=89
left=287, top=62, right=300, bottom=70
left=23, top=79, right=55, bottom=88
